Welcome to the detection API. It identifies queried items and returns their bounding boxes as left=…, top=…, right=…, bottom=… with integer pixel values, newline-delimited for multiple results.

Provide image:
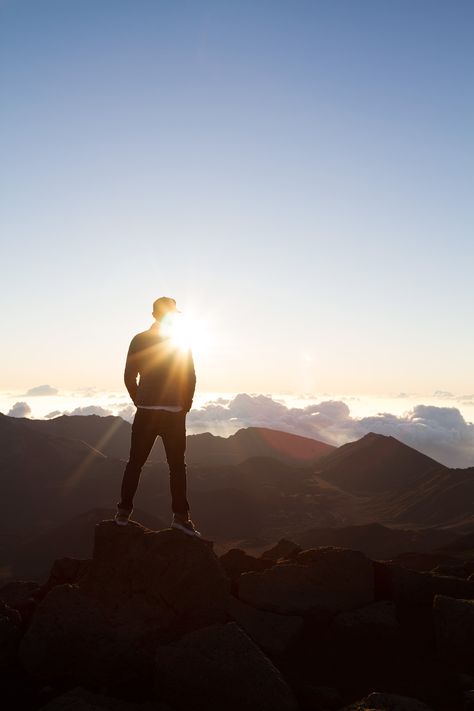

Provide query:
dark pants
left=118, top=408, right=190, bottom=515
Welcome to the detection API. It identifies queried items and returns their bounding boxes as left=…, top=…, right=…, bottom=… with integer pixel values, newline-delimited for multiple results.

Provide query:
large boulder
left=229, top=595, right=303, bottom=655
left=219, top=548, right=273, bottom=583
left=154, top=621, right=299, bottom=711
left=433, top=594, right=474, bottom=669
left=341, top=691, right=433, bottom=710
left=19, top=521, right=231, bottom=691
left=0, top=601, right=22, bottom=669
left=40, top=686, right=173, bottom=710
left=374, top=561, right=474, bottom=604
left=333, top=600, right=399, bottom=642
left=260, top=538, right=302, bottom=562
left=238, top=547, right=374, bottom=614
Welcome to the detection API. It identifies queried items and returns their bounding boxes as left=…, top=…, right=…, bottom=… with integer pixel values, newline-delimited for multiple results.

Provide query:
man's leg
left=118, top=409, right=158, bottom=511
left=160, top=411, right=190, bottom=516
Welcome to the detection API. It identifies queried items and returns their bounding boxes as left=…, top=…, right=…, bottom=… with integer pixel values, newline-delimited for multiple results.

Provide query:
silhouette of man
left=115, top=297, right=200, bottom=536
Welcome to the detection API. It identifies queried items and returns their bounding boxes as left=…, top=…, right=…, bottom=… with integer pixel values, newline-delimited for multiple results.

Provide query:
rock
left=260, top=538, right=302, bottom=562
left=0, top=579, right=41, bottom=627
left=374, top=561, right=474, bottom=604
left=0, top=600, right=22, bottom=668
left=297, top=684, right=342, bottom=710
left=154, top=621, right=299, bottom=711
left=219, top=548, right=272, bottom=582
left=229, top=595, right=303, bottom=655
left=238, top=547, right=374, bottom=614
left=433, top=594, right=474, bottom=669
left=19, top=521, right=231, bottom=691
left=333, top=600, right=399, bottom=640
left=0, top=580, right=40, bottom=608
left=44, top=557, right=91, bottom=590
left=431, top=564, right=469, bottom=579
left=341, top=691, right=433, bottom=710
left=40, top=686, right=173, bottom=710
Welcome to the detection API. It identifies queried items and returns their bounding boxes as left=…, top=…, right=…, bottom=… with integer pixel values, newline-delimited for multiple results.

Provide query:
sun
left=160, top=312, right=211, bottom=355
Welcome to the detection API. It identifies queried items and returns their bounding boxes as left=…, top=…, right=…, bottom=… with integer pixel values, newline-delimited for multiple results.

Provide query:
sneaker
left=115, top=507, right=132, bottom=526
left=171, top=514, right=202, bottom=537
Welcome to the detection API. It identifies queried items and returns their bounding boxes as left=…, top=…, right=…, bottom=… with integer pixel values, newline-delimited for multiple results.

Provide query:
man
left=115, top=296, right=200, bottom=537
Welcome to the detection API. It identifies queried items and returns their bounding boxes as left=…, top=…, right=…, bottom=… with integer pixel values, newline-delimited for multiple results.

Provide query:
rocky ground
left=1, top=520, right=473, bottom=711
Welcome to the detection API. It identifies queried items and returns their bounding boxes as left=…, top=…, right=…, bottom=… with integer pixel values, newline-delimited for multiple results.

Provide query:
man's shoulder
left=128, top=328, right=154, bottom=350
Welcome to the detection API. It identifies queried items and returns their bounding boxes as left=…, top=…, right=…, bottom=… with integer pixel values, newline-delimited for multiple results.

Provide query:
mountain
left=18, top=414, right=334, bottom=466
left=1, top=414, right=473, bottom=581
left=315, top=432, right=445, bottom=494
left=186, top=427, right=335, bottom=466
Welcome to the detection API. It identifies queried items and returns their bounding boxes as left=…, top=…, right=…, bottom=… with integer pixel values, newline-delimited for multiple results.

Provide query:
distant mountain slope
left=17, top=414, right=334, bottom=466
left=364, top=465, right=474, bottom=531
left=316, top=432, right=446, bottom=494
left=186, top=427, right=334, bottom=466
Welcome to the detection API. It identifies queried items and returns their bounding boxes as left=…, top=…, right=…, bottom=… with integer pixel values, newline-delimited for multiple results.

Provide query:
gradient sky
left=2, top=0, right=473, bottom=397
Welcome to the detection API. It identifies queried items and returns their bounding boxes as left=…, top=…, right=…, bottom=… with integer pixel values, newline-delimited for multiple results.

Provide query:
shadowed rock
left=238, top=546, right=374, bottom=614
left=333, top=600, right=399, bottom=642
left=0, top=601, right=22, bottom=669
left=219, top=547, right=273, bottom=583
left=374, top=561, right=474, bottom=603
left=340, top=691, right=433, bottom=710
left=154, top=621, right=299, bottom=711
left=229, top=595, right=303, bottom=655
left=40, top=686, right=173, bottom=710
left=19, top=520, right=231, bottom=690
left=433, top=594, right=474, bottom=669
left=260, top=538, right=302, bottom=561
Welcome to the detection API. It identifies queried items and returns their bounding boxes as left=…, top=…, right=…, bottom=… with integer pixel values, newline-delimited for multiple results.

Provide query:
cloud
left=187, top=393, right=474, bottom=469
left=8, top=401, right=32, bottom=418
left=117, top=405, right=135, bottom=423
left=24, top=384, right=58, bottom=397
left=67, top=405, right=113, bottom=417
left=45, top=410, right=62, bottom=419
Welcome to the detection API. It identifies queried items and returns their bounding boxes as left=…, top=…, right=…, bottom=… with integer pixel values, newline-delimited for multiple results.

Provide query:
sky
left=1, top=1, right=474, bottom=462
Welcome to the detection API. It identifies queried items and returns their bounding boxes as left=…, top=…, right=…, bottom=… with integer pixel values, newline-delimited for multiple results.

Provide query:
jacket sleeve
left=124, top=337, right=140, bottom=404
left=183, top=348, right=196, bottom=412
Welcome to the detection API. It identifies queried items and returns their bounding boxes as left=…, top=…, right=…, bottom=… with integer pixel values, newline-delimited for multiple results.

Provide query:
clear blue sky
left=1, top=0, right=473, bottom=395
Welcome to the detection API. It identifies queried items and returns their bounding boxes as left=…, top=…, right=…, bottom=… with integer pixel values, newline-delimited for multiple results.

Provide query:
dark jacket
left=124, top=323, right=196, bottom=411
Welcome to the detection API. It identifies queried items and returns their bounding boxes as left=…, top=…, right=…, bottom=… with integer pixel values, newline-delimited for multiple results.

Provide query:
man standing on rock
left=115, top=296, right=201, bottom=537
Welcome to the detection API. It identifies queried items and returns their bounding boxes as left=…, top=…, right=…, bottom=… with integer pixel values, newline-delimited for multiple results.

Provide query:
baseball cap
left=153, top=296, right=181, bottom=315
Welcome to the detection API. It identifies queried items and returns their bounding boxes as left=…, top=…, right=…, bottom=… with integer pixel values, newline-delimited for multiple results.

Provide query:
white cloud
left=67, top=405, right=113, bottom=417
left=8, top=401, right=32, bottom=418
left=24, top=384, right=58, bottom=397
left=45, top=410, right=62, bottom=419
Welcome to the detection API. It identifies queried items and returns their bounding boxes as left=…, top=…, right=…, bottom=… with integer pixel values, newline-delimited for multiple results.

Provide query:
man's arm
left=124, top=338, right=139, bottom=405
left=183, top=348, right=196, bottom=412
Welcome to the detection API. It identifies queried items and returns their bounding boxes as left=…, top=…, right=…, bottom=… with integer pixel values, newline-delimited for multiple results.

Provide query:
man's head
left=152, top=296, right=180, bottom=322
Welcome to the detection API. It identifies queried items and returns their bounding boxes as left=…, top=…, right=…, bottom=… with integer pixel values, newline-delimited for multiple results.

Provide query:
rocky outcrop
left=154, top=621, right=299, bottom=711
left=260, top=538, right=302, bottom=562
left=341, top=691, right=434, bottom=710
left=0, top=601, right=22, bottom=669
left=19, top=520, right=231, bottom=691
left=374, top=561, right=474, bottom=603
left=333, top=600, right=399, bottom=642
left=238, top=546, right=374, bottom=614
left=219, top=547, right=273, bottom=583
left=40, top=686, right=172, bottom=710
left=229, top=595, right=303, bottom=655
left=433, top=594, right=474, bottom=669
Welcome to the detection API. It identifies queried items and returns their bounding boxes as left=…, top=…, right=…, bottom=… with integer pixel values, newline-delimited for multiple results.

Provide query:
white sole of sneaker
left=171, top=522, right=202, bottom=537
